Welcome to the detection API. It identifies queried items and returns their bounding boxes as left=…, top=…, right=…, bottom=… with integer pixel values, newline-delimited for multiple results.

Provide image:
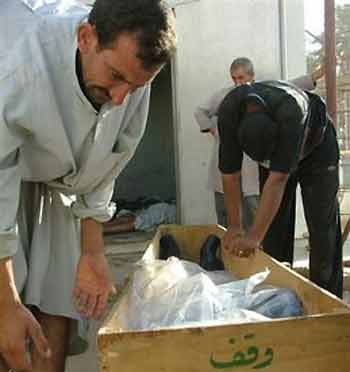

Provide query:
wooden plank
left=98, top=313, right=350, bottom=372
left=341, top=215, right=350, bottom=244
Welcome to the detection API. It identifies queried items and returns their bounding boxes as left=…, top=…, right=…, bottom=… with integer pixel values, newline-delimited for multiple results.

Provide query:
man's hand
left=208, top=127, right=217, bottom=136
left=74, top=218, right=116, bottom=320
left=223, top=226, right=261, bottom=258
left=230, top=236, right=261, bottom=258
left=0, top=258, right=50, bottom=371
left=0, top=302, right=51, bottom=371
left=73, top=252, right=116, bottom=320
left=223, top=225, right=244, bottom=253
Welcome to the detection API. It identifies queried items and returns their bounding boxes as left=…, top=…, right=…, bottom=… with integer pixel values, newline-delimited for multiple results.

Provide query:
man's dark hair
left=238, top=111, right=278, bottom=162
left=88, top=0, right=177, bottom=70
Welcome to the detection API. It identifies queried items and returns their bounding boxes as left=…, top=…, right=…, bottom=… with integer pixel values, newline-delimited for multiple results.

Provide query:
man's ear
left=77, top=23, right=97, bottom=54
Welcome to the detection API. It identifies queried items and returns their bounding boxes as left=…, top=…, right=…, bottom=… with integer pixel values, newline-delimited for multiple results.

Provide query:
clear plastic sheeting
left=21, top=0, right=193, bottom=11
left=20, top=0, right=91, bottom=13
left=126, top=258, right=304, bottom=330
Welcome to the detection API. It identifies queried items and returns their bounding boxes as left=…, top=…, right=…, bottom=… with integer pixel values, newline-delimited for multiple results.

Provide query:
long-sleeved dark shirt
left=218, top=80, right=332, bottom=174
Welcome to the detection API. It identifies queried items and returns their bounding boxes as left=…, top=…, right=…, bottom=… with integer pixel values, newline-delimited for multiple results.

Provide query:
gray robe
left=0, top=3, right=150, bottom=354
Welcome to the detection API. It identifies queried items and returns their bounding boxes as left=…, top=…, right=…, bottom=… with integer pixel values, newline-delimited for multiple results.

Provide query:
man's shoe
left=199, top=234, right=224, bottom=271
left=159, top=234, right=181, bottom=259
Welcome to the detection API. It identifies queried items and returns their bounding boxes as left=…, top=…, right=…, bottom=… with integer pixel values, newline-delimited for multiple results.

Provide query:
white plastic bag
left=127, top=258, right=270, bottom=330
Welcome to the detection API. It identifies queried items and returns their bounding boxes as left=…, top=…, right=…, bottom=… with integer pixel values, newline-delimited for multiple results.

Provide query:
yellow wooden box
left=98, top=225, right=350, bottom=372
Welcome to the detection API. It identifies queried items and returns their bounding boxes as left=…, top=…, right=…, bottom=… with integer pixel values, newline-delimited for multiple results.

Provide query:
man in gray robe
left=0, top=1, right=176, bottom=371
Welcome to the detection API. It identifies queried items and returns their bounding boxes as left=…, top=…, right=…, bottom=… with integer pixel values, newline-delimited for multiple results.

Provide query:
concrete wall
left=173, top=0, right=305, bottom=224
left=281, top=0, right=308, bottom=237
left=280, top=0, right=306, bottom=79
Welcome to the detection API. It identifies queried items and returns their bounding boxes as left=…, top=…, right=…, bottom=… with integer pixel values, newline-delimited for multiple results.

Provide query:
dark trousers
left=259, top=127, right=343, bottom=298
left=214, top=192, right=228, bottom=227
left=214, top=192, right=259, bottom=229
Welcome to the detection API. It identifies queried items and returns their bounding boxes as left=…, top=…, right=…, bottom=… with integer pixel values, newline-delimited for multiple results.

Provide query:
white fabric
left=0, top=0, right=36, bottom=59
left=290, top=74, right=315, bottom=91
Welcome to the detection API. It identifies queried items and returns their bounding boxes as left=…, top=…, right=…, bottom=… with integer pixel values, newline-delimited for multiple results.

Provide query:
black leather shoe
left=159, top=234, right=181, bottom=259
left=199, top=234, right=224, bottom=271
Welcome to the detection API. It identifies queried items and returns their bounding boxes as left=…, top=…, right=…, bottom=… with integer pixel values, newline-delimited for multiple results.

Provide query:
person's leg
left=241, top=194, right=259, bottom=230
left=214, top=192, right=228, bottom=227
left=32, top=309, right=69, bottom=372
left=300, top=163, right=343, bottom=297
left=299, top=122, right=343, bottom=297
left=260, top=167, right=297, bottom=264
left=258, top=165, right=266, bottom=194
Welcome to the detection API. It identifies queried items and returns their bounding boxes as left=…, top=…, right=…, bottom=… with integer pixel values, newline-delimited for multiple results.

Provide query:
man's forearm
left=0, top=258, right=20, bottom=306
left=247, top=172, right=288, bottom=243
left=194, top=107, right=215, bottom=133
left=80, top=218, right=104, bottom=255
left=222, top=173, right=242, bottom=228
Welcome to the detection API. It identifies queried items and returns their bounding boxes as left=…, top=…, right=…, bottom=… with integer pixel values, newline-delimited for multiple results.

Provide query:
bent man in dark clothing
left=218, top=80, right=342, bottom=298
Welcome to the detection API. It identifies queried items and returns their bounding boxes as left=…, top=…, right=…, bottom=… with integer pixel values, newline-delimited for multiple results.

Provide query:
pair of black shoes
left=159, top=234, right=224, bottom=271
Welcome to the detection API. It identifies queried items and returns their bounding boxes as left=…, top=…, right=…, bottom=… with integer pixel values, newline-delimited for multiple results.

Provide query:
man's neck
left=75, top=50, right=101, bottom=112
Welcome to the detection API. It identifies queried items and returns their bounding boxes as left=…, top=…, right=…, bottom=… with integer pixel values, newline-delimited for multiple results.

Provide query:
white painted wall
left=281, top=0, right=309, bottom=238
left=172, top=0, right=305, bottom=224
left=281, top=0, right=306, bottom=79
